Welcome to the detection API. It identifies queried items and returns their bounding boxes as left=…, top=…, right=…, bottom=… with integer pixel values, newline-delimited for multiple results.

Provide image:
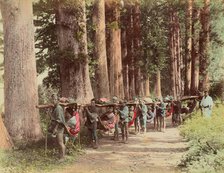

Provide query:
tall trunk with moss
left=57, top=0, right=93, bottom=103
left=93, top=0, right=110, bottom=98
left=0, top=0, right=42, bottom=143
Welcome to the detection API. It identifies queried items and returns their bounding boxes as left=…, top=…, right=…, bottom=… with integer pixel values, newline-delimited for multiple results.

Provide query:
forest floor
left=53, top=117, right=188, bottom=173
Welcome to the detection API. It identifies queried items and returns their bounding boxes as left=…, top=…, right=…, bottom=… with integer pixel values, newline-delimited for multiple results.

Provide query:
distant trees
left=33, top=0, right=223, bottom=101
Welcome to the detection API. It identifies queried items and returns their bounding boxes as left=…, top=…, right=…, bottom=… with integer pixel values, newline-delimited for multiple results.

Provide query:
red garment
left=128, top=109, right=137, bottom=127
left=69, top=111, right=80, bottom=137
left=166, top=104, right=174, bottom=117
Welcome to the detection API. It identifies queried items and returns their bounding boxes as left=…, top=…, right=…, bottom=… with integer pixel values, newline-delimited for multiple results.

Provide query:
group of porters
left=36, top=94, right=199, bottom=160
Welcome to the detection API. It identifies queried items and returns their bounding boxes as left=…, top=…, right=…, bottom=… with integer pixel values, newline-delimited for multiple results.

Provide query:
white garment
left=200, top=96, right=213, bottom=117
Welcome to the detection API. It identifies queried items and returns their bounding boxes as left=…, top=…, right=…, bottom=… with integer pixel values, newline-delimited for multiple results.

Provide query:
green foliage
left=0, top=145, right=83, bottom=173
left=209, top=80, right=224, bottom=100
left=209, top=0, right=224, bottom=83
left=141, top=0, right=169, bottom=73
left=179, top=105, right=224, bottom=172
left=38, top=85, right=59, bottom=133
left=34, top=0, right=88, bottom=89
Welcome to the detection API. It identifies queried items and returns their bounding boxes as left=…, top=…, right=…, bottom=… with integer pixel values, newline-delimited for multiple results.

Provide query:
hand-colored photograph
left=0, top=0, right=224, bottom=173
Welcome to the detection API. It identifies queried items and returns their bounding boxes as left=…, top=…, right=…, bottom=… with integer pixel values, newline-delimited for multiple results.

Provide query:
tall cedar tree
left=190, top=4, right=200, bottom=94
left=199, top=0, right=210, bottom=91
left=93, top=0, right=110, bottom=98
left=184, top=0, right=193, bottom=95
left=0, top=0, right=42, bottom=142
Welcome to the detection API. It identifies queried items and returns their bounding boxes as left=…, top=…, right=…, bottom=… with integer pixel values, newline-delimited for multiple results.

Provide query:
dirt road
left=55, top=119, right=187, bottom=173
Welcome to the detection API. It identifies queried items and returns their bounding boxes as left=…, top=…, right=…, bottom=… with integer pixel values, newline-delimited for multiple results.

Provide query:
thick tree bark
left=1, top=0, right=42, bottom=142
left=191, top=7, right=200, bottom=94
left=57, top=0, right=93, bottom=104
left=93, top=0, right=110, bottom=98
left=106, top=2, right=124, bottom=99
left=184, top=0, right=193, bottom=95
left=199, top=0, right=210, bottom=91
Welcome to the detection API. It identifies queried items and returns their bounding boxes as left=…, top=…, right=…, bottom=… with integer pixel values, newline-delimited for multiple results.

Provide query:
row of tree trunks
left=186, top=0, right=210, bottom=94
left=56, top=0, right=93, bottom=104
left=122, top=2, right=150, bottom=100
left=106, top=2, right=124, bottom=99
left=0, top=0, right=42, bottom=143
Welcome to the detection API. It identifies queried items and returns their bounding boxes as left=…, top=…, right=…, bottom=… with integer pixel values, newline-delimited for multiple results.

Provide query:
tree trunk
left=56, top=0, right=93, bottom=104
left=184, top=0, right=193, bottom=95
left=175, top=11, right=182, bottom=99
left=106, top=2, right=124, bottom=99
left=93, top=0, right=110, bottom=98
left=121, top=9, right=129, bottom=100
left=144, top=76, right=150, bottom=97
left=199, top=0, right=210, bottom=91
left=133, top=2, right=144, bottom=97
left=1, top=0, right=42, bottom=142
left=169, top=9, right=177, bottom=99
left=125, top=6, right=135, bottom=99
left=191, top=7, right=200, bottom=94
left=154, top=70, right=162, bottom=98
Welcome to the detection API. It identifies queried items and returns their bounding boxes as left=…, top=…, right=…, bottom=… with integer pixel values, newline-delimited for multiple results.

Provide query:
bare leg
left=162, top=117, right=166, bottom=132
left=57, top=129, right=66, bottom=160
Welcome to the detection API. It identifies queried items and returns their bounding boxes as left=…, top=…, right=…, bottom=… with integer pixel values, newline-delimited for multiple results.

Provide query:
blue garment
left=139, top=104, right=148, bottom=128
left=157, top=102, right=166, bottom=117
left=119, top=106, right=129, bottom=123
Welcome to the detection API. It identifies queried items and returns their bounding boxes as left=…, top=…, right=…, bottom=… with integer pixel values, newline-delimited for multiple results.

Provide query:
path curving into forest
left=55, top=118, right=187, bottom=173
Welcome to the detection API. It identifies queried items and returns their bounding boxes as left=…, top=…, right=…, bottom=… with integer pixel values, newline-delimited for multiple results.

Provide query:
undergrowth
left=179, top=103, right=224, bottom=173
left=0, top=137, right=84, bottom=173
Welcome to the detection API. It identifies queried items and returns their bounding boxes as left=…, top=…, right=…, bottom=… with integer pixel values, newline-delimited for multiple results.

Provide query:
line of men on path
left=43, top=90, right=213, bottom=161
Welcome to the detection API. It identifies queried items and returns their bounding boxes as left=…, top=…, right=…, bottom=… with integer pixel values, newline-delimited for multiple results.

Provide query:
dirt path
left=56, top=119, right=187, bottom=173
